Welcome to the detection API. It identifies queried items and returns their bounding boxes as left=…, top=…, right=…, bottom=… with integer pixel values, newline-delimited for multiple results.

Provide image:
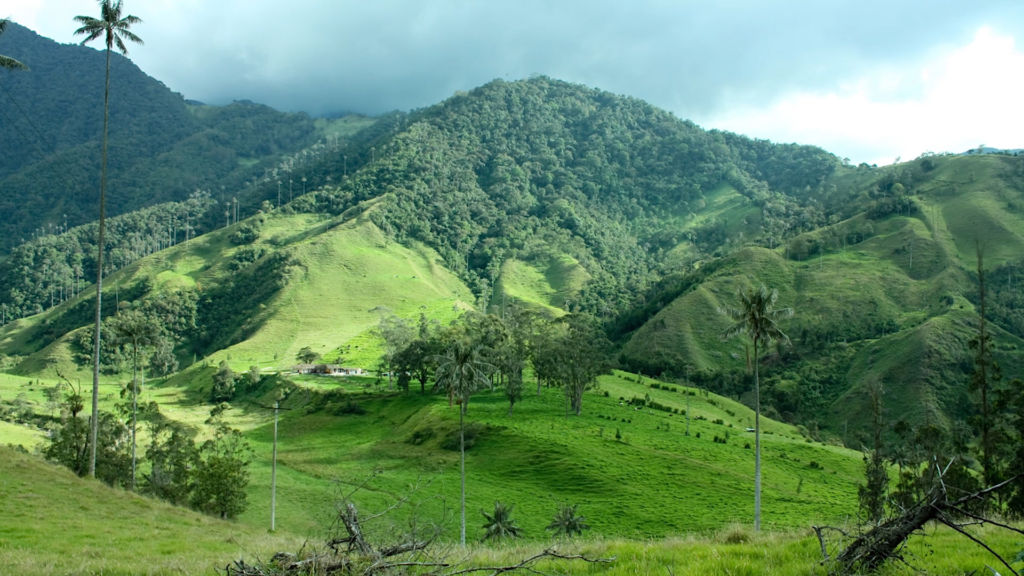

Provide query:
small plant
left=481, top=501, right=521, bottom=540
left=547, top=504, right=589, bottom=538
left=808, top=460, right=822, bottom=469
left=615, top=428, right=622, bottom=441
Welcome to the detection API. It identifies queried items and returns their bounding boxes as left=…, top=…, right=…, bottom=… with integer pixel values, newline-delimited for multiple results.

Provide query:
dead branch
left=442, top=548, right=616, bottom=576
left=935, top=511, right=1020, bottom=576
left=830, top=473, right=1022, bottom=574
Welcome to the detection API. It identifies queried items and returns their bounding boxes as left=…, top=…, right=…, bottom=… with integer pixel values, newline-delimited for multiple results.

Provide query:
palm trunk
left=459, top=402, right=466, bottom=547
left=753, top=337, right=761, bottom=532
left=130, top=340, right=138, bottom=491
left=89, top=45, right=112, bottom=479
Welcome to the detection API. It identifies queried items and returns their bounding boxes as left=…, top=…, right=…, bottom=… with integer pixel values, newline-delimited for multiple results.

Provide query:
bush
left=441, top=422, right=485, bottom=451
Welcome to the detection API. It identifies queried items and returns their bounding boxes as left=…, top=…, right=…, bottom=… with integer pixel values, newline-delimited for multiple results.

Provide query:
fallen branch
left=442, top=548, right=616, bottom=576
left=830, top=473, right=1022, bottom=574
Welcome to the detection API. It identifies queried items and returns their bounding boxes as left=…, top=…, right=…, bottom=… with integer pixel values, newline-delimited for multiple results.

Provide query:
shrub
left=407, top=428, right=434, bottom=445
left=547, top=504, right=589, bottom=538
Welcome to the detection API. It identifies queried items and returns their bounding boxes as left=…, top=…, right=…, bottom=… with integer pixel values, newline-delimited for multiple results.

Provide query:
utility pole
left=271, top=399, right=279, bottom=532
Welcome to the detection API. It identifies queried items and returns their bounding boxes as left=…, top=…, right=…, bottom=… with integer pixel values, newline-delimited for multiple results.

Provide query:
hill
left=0, top=22, right=320, bottom=255
left=2, top=74, right=1022, bottom=453
left=0, top=444, right=296, bottom=575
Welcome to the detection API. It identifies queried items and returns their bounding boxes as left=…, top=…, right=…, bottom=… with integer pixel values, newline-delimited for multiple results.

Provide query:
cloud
left=703, top=26, right=1024, bottom=164
left=6, top=1, right=1024, bottom=162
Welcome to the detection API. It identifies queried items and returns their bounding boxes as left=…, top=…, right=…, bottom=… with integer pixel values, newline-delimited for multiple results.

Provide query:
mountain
left=0, top=22, right=319, bottom=253
left=2, top=70, right=1022, bottom=446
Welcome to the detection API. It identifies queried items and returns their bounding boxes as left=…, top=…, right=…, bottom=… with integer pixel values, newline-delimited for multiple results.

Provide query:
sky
left=5, top=0, right=1024, bottom=165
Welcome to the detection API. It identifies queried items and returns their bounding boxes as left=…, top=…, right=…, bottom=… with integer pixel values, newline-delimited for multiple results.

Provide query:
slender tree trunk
left=754, top=337, right=761, bottom=532
left=459, top=402, right=466, bottom=547
left=89, top=46, right=112, bottom=479
left=131, top=340, right=138, bottom=491
left=271, top=401, right=278, bottom=532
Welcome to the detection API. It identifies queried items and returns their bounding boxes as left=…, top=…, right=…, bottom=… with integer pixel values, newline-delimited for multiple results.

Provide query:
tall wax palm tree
left=0, top=19, right=28, bottom=70
left=73, top=0, right=142, bottom=478
left=720, top=284, right=791, bottom=531
left=434, top=340, right=491, bottom=547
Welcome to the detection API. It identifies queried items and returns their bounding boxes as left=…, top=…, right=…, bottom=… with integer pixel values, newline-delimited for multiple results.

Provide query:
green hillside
left=0, top=445, right=298, bottom=575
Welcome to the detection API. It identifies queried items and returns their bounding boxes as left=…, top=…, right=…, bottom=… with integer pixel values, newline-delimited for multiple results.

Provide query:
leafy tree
left=720, top=284, right=792, bottom=532
left=190, top=407, right=253, bottom=519
left=481, top=501, right=521, bottom=541
left=210, top=360, right=235, bottom=403
left=434, top=339, right=492, bottom=547
left=534, top=314, right=611, bottom=416
left=1004, top=379, right=1024, bottom=517
left=546, top=504, right=589, bottom=538
left=108, top=307, right=161, bottom=490
left=143, top=416, right=198, bottom=506
left=295, top=346, right=319, bottom=364
left=44, top=386, right=130, bottom=488
left=858, top=381, right=888, bottom=524
left=74, top=0, right=143, bottom=479
left=0, top=19, right=27, bottom=70
left=376, top=314, right=414, bottom=388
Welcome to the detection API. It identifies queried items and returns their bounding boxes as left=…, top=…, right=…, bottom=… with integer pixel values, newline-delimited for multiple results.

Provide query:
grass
left=226, top=370, right=862, bottom=541
left=0, top=445, right=304, bottom=576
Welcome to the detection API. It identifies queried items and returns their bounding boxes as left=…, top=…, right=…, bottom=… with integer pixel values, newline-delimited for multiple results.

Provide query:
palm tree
left=73, top=0, right=142, bottom=478
left=720, top=284, right=791, bottom=531
left=546, top=503, right=589, bottom=538
left=481, top=501, right=521, bottom=541
left=434, top=340, right=491, bottom=547
left=0, top=19, right=28, bottom=71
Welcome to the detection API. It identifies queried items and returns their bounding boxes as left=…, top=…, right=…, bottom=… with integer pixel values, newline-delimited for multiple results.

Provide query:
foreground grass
left=0, top=446, right=303, bottom=576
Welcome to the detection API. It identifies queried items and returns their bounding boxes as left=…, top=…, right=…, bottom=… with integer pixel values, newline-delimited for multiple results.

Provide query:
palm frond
left=0, top=55, right=26, bottom=70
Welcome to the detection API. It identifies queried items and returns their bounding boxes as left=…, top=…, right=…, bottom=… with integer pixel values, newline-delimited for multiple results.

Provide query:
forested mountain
left=2, top=54, right=1023, bottom=447
left=0, top=22, right=318, bottom=252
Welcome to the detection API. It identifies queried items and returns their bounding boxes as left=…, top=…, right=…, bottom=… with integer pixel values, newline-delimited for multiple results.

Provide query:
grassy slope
left=213, top=210, right=474, bottom=372
left=235, top=371, right=861, bottom=541
left=622, top=155, right=1024, bottom=437
left=0, top=445, right=302, bottom=576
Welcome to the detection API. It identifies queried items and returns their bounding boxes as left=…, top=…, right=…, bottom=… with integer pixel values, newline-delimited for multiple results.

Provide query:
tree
left=295, top=346, right=318, bottom=365
left=376, top=314, right=414, bottom=389
left=0, top=19, right=28, bottom=70
left=434, top=339, right=491, bottom=547
left=44, top=384, right=130, bottom=488
left=969, top=244, right=1002, bottom=488
left=534, top=314, right=611, bottom=416
left=74, top=0, right=143, bottom=478
left=720, top=284, right=791, bottom=531
left=858, top=380, right=888, bottom=524
left=108, top=307, right=161, bottom=490
left=481, top=501, right=521, bottom=541
left=547, top=504, right=589, bottom=538
left=191, top=406, right=253, bottom=519
left=211, top=360, right=236, bottom=403
left=143, top=417, right=198, bottom=506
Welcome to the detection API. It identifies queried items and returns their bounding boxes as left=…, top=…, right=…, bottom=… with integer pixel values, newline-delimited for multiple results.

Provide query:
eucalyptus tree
left=108, top=307, right=161, bottom=490
left=0, top=19, right=28, bottom=70
left=73, top=0, right=143, bottom=478
left=434, top=339, right=492, bottom=547
left=720, top=284, right=791, bottom=531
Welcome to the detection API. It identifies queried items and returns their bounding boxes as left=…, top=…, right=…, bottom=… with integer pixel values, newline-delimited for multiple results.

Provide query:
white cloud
left=702, top=27, right=1024, bottom=165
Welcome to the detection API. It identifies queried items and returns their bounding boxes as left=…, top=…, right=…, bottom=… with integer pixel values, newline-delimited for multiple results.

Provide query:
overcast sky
left=6, top=0, right=1024, bottom=165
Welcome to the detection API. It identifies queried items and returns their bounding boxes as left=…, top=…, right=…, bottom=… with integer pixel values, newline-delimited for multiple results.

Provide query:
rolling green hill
left=3, top=75, right=1023, bottom=443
